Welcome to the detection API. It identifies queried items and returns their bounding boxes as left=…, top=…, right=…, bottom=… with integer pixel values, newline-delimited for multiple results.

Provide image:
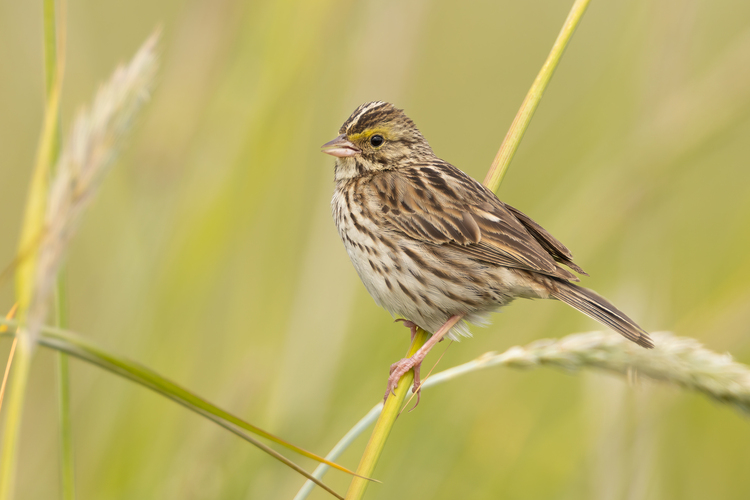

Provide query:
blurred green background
left=2, top=0, right=750, bottom=498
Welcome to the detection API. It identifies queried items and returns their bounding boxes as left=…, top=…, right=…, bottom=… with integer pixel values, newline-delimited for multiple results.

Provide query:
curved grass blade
left=13, top=330, right=344, bottom=499
left=0, top=319, right=368, bottom=485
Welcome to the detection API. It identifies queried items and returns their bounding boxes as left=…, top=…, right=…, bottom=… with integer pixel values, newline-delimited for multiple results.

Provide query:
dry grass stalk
left=26, top=32, right=159, bottom=341
left=430, top=331, right=750, bottom=415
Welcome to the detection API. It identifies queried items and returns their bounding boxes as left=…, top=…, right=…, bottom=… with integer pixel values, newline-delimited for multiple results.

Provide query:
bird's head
left=322, top=101, right=433, bottom=181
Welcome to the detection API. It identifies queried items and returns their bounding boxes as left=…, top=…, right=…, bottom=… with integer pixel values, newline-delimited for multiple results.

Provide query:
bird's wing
left=364, top=162, right=584, bottom=281
left=503, top=203, right=588, bottom=276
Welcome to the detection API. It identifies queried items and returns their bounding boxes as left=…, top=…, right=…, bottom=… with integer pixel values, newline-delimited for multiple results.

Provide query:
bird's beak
left=321, top=134, right=360, bottom=158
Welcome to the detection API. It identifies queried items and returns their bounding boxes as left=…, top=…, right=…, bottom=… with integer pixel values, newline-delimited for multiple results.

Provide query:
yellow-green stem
left=0, top=111, right=57, bottom=500
left=0, top=1, right=64, bottom=497
left=344, top=1, right=592, bottom=499
left=55, top=273, right=74, bottom=500
left=0, top=340, right=32, bottom=500
left=483, top=0, right=591, bottom=193
left=42, top=0, right=75, bottom=496
left=344, top=329, right=429, bottom=499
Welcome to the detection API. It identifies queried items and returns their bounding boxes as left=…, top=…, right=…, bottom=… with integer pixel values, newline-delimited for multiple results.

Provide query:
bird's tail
left=550, top=281, right=654, bottom=348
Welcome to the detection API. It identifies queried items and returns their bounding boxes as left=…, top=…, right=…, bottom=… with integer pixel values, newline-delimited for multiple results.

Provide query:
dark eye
left=370, top=134, right=384, bottom=147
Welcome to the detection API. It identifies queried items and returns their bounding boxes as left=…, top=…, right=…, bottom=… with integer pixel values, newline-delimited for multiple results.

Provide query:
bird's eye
left=370, top=134, right=384, bottom=147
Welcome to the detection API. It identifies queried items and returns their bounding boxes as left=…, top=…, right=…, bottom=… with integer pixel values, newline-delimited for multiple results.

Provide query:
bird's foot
left=395, top=319, right=419, bottom=343
left=383, top=356, right=422, bottom=406
left=382, top=315, right=461, bottom=407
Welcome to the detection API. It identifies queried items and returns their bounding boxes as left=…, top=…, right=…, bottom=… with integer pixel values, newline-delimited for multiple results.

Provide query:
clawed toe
left=383, top=372, right=399, bottom=402
left=395, top=319, right=417, bottom=328
left=409, top=363, right=422, bottom=409
left=383, top=357, right=422, bottom=405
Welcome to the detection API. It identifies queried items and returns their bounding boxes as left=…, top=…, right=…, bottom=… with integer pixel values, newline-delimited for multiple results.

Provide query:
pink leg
left=383, top=315, right=463, bottom=404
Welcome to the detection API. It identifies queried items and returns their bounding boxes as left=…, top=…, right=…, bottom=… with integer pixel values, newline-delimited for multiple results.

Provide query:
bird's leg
left=395, top=318, right=419, bottom=343
left=384, top=315, right=462, bottom=404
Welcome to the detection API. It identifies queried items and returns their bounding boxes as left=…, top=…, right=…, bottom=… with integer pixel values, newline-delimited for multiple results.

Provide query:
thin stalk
left=483, top=0, right=592, bottom=193
left=0, top=319, right=364, bottom=490
left=342, top=1, right=592, bottom=498
left=0, top=26, right=63, bottom=500
left=344, top=329, right=429, bottom=499
left=42, top=0, right=75, bottom=497
left=0, top=304, right=19, bottom=413
left=293, top=405, right=384, bottom=500
left=0, top=343, right=32, bottom=500
left=54, top=274, right=74, bottom=500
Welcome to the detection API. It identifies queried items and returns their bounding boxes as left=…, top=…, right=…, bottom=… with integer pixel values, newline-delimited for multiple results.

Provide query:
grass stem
left=42, top=0, right=76, bottom=496
left=344, top=329, right=430, bottom=500
left=0, top=11, right=63, bottom=495
left=341, top=1, right=592, bottom=498
left=483, top=0, right=591, bottom=193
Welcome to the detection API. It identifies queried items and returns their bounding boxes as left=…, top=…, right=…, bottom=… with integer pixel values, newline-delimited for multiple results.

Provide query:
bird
left=322, top=101, right=654, bottom=402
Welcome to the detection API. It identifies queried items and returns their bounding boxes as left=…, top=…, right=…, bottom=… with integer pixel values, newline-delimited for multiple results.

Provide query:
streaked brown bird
left=322, top=101, right=653, bottom=401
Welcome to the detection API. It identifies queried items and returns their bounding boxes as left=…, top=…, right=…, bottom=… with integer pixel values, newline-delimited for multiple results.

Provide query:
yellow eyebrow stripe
left=348, top=127, right=393, bottom=143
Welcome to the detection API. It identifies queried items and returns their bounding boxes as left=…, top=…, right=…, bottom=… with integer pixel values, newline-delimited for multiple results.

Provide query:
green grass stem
left=0, top=15, right=63, bottom=496
left=0, top=341, right=32, bottom=500
left=344, top=329, right=430, bottom=500
left=341, top=1, right=592, bottom=498
left=483, top=0, right=591, bottom=193
left=42, top=0, right=76, bottom=497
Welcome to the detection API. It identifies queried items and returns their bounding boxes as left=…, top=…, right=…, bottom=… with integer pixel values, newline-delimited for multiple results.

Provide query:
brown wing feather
left=504, top=203, right=588, bottom=276
left=364, top=162, right=584, bottom=281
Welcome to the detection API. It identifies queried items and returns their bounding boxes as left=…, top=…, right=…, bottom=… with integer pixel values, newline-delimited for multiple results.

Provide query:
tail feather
left=550, top=281, right=654, bottom=349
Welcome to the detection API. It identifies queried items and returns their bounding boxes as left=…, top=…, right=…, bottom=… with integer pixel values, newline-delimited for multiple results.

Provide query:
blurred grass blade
left=0, top=304, right=20, bottom=414
left=483, top=0, right=591, bottom=193
left=41, top=0, right=76, bottom=497
left=0, top=340, right=32, bottom=500
left=12, top=34, right=62, bottom=325
left=0, top=9, right=66, bottom=497
left=0, top=319, right=363, bottom=485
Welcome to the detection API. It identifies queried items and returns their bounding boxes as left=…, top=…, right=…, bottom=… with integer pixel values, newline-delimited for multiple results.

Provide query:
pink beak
left=321, top=134, right=360, bottom=158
